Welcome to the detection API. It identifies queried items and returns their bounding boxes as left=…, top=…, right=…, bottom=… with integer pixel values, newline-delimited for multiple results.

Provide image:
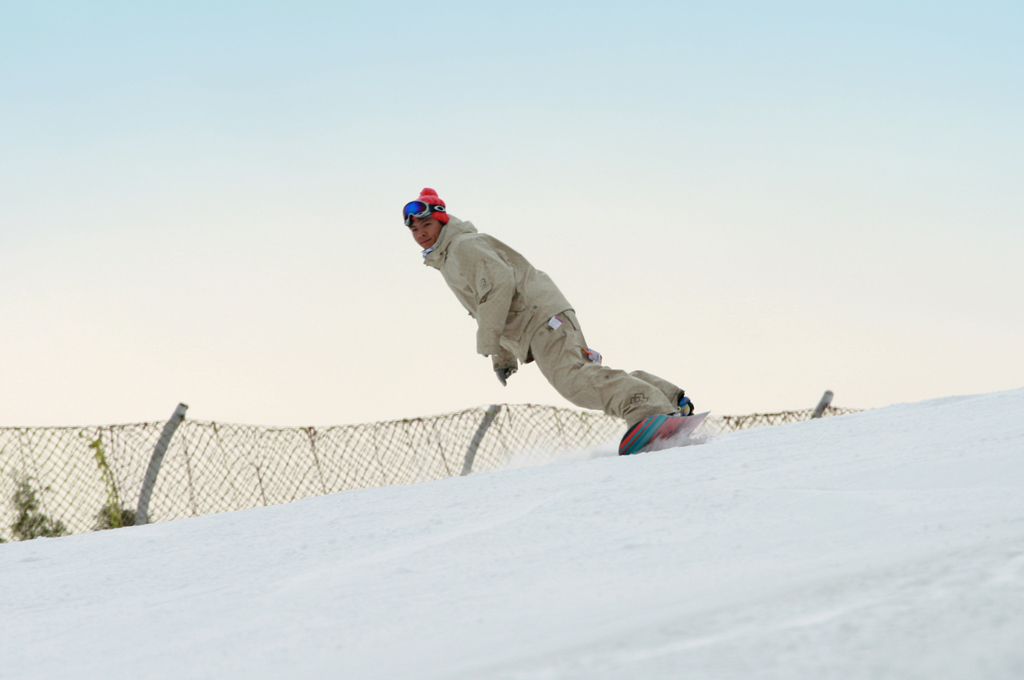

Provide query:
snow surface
left=3, top=389, right=1024, bottom=679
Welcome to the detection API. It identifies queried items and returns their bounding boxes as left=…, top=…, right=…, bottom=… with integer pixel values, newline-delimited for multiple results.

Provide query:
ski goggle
left=403, top=201, right=446, bottom=226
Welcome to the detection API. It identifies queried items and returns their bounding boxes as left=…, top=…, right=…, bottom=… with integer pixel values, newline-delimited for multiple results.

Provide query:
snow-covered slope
left=3, top=389, right=1023, bottom=679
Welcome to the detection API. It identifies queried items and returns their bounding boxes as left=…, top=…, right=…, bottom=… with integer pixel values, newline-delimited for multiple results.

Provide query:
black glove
left=492, top=350, right=518, bottom=387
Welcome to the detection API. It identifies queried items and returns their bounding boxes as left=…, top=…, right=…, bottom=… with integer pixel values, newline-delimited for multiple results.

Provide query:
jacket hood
left=423, top=216, right=476, bottom=269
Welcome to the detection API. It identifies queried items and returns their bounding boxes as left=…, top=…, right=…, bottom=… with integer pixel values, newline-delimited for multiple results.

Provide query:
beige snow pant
left=528, top=310, right=682, bottom=428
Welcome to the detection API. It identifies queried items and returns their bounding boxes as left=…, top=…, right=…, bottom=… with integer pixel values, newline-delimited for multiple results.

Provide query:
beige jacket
left=423, top=216, right=572, bottom=361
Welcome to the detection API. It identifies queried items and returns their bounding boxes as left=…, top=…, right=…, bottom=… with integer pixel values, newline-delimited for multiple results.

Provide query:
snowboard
left=620, top=411, right=711, bottom=455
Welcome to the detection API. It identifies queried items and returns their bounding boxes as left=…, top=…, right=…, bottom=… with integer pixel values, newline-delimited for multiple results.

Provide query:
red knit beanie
left=416, top=187, right=449, bottom=225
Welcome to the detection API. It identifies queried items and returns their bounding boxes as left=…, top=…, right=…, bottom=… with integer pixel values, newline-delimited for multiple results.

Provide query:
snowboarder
left=404, top=188, right=700, bottom=455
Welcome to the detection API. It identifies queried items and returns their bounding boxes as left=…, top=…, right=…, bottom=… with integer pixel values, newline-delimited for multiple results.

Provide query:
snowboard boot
left=677, top=394, right=694, bottom=416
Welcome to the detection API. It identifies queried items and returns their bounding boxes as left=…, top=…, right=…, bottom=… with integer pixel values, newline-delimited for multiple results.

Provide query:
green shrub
left=11, top=476, right=68, bottom=540
left=95, top=502, right=136, bottom=530
left=90, top=436, right=135, bottom=530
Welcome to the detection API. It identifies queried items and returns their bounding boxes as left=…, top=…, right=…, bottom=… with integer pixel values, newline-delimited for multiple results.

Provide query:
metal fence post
left=135, top=403, right=188, bottom=525
left=811, top=391, right=834, bottom=419
left=462, top=405, right=501, bottom=476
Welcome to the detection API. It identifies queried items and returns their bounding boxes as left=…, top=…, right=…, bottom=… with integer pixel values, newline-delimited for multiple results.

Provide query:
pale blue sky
left=2, top=2, right=1022, bottom=425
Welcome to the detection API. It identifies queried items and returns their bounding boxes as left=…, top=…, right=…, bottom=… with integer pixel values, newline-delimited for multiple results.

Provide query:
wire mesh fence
left=0, top=402, right=860, bottom=541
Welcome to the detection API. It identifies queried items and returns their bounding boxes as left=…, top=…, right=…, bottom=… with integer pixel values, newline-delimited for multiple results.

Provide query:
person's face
left=409, top=216, right=444, bottom=250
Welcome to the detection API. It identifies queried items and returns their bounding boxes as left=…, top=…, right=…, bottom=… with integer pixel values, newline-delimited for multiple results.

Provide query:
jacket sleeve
left=452, top=238, right=517, bottom=356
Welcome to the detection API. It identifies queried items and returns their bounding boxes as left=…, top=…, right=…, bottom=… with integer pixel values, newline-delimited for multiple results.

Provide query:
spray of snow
left=496, top=439, right=619, bottom=469
left=497, top=430, right=720, bottom=469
